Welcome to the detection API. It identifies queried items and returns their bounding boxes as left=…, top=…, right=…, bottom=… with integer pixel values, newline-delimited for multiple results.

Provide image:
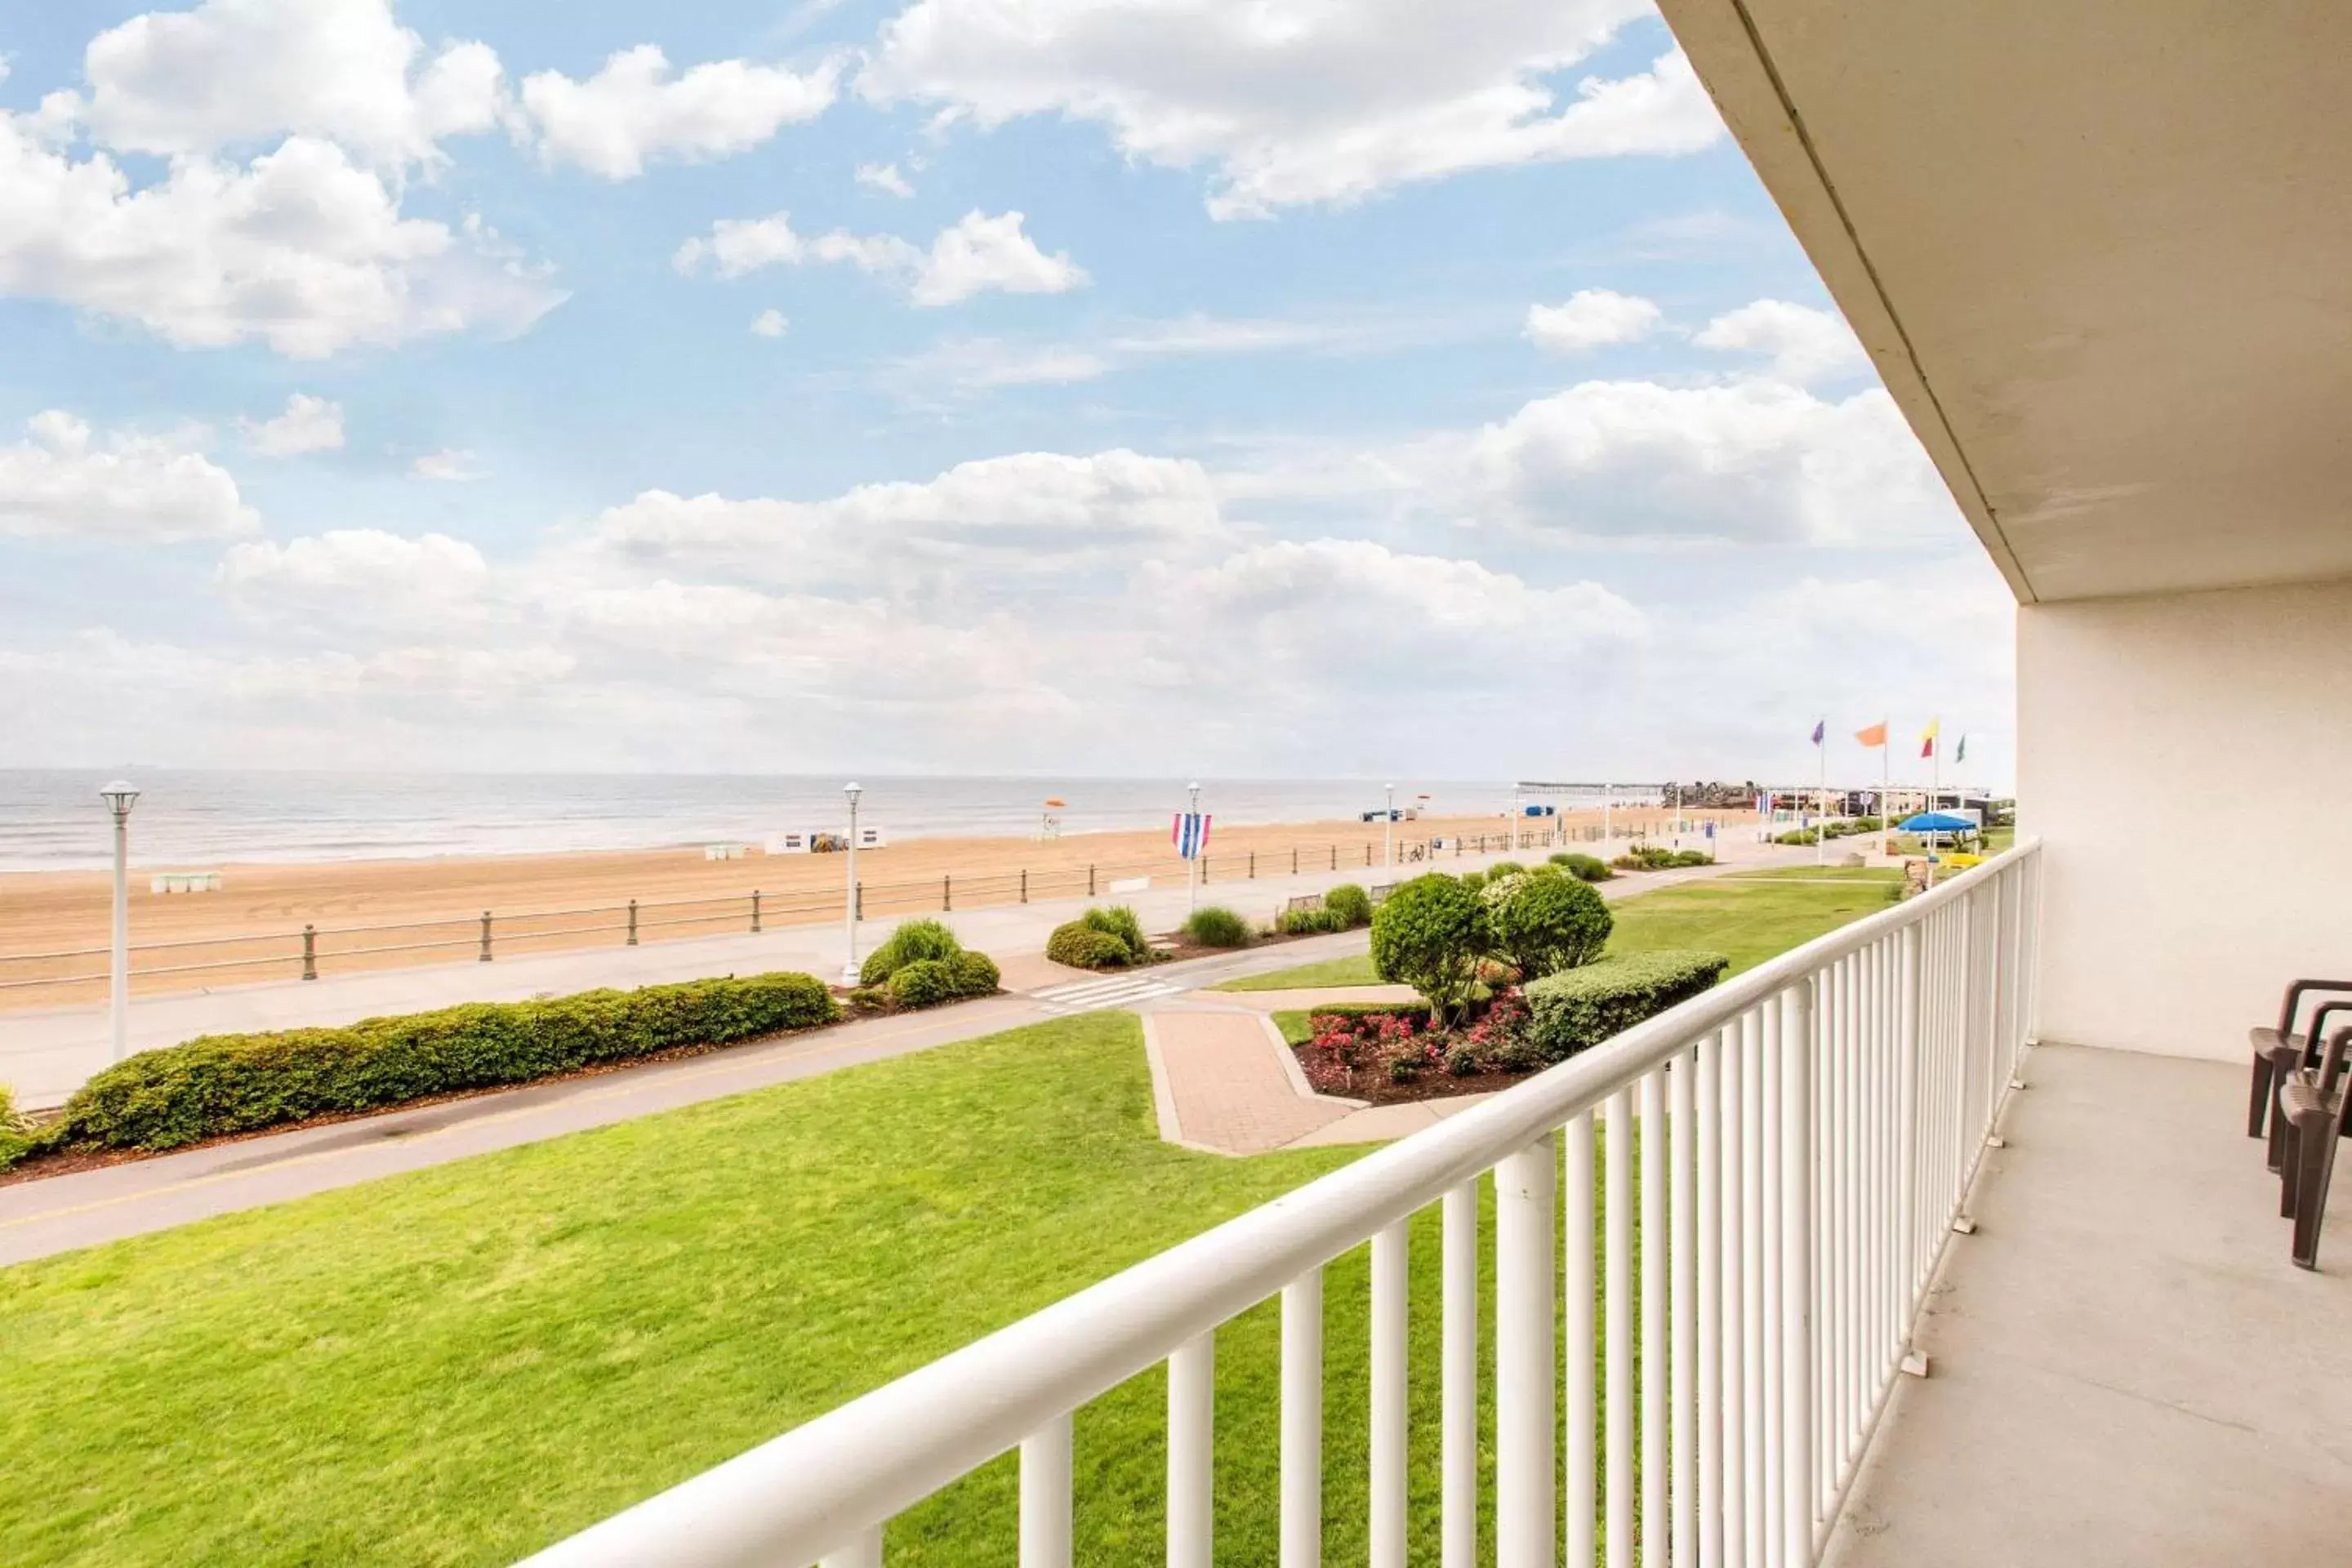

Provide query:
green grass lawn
left=1227, top=872, right=1898, bottom=997
left=0, top=1013, right=1570, bottom=1566
left=1722, top=865, right=1904, bottom=882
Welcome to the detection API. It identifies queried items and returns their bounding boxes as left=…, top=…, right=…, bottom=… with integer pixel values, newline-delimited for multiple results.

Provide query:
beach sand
left=0, top=807, right=1745, bottom=1009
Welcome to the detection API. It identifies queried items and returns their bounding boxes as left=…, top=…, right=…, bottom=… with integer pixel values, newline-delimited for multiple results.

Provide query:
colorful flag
left=1811, top=719, right=1825, bottom=746
left=1172, top=812, right=1212, bottom=859
left=1955, top=734, right=1968, bottom=763
left=1854, top=721, right=1888, bottom=747
left=1920, top=718, right=1941, bottom=759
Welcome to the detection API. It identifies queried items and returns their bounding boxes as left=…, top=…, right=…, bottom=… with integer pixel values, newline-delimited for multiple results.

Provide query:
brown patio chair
left=2278, top=1025, right=2352, bottom=1270
left=2261, top=996, right=2352, bottom=1173
left=2249, top=979, right=2352, bottom=1141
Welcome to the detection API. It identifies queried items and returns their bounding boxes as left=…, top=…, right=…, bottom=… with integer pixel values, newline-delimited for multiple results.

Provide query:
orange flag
left=1854, top=721, right=1889, bottom=747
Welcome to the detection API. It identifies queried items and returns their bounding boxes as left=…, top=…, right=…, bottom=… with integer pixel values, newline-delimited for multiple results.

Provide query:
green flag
left=1955, top=733, right=1968, bottom=763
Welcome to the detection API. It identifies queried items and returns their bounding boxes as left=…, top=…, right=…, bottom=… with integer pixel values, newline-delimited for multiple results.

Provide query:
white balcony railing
left=523, top=841, right=2042, bottom=1568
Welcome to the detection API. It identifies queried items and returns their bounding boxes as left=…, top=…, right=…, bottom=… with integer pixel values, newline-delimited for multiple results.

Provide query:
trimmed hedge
left=1550, top=851, right=1614, bottom=882
left=52, top=971, right=841, bottom=1154
left=1047, top=921, right=1133, bottom=969
left=1522, top=950, right=1730, bottom=1066
left=1276, top=906, right=1345, bottom=935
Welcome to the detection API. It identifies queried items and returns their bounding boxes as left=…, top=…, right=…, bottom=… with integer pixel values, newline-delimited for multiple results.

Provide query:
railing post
left=1169, top=1334, right=1214, bottom=1568
left=1606, top=1086, right=1633, bottom=1568
left=626, top=899, right=639, bottom=947
left=1370, top=1219, right=1407, bottom=1568
left=1498, top=1133, right=1557, bottom=1568
left=1441, top=1183, right=1478, bottom=1568
left=479, top=911, right=492, bottom=962
left=1018, top=1413, right=1072, bottom=1568
left=1088, top=864, right=1095, bottom=898
left=943, top=875, right=952, bottom=912
left=1020, top=869, right=1028, bottom=905
left=1780, top=981, right=1817, bottom=1567
left=1249, top=851, right=1256, bottom=880
left=1565, top=1111, right=1596, bottom=1568
left=751, top=889, right=762, bottom=934
left=854, top=880, right=863, bottom=920
left=1292, top=847, right=1299, bottom=875
left=1896, top=924, right=1922, bottom=1303
left=301, top=924, right=317, bottom=982
left=1698, top=1031, right=1726, bottom=1568
left=1281, top=1270, right=1324, bottom=1568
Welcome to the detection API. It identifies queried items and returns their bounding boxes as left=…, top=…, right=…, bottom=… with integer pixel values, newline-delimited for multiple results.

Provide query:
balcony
left=515, top=844, right=2166, bottom=1566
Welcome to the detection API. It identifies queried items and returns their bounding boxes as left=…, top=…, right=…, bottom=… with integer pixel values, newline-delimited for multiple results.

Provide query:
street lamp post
left=1383, top=782, right=1394, bottom=869
left=840, top=782, right=863, bottom=985
left=1187, top=782, right=1201, bottom=912
left=99, top=781, right=140, bottom=1063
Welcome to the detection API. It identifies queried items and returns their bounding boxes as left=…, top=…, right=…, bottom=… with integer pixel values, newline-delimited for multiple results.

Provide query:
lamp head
left=98, top=780, right=140, bottom=817
left=844, top=782, right=862, bottom=804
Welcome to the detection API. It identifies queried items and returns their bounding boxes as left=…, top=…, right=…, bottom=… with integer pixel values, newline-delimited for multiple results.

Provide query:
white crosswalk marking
left=1028, top=973, right=1186, bottom=1014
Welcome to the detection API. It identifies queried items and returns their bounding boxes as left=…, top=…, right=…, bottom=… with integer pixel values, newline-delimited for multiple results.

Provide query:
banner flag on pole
left=1811, top=719, right=1825, bottom=746
left=1920, top=718, right=1940, bottom=759
left=1854, top=721, right=1888, bottom=747
left=1955, top=734, right=1968, bottom=764
left=1172, top=812, right=1212, bottom=860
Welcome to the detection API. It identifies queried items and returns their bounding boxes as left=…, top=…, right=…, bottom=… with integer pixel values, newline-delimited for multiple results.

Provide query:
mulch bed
left=1291, top=1050, right=1534, bottom=1106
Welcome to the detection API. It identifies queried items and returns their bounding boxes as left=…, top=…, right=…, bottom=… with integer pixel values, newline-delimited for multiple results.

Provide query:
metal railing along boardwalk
left=519, top=840, right=2042, bottom=1568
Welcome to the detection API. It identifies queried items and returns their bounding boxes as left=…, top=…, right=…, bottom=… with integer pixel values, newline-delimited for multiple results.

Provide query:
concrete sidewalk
left=0, top=844, right=1584, bottom=1109
left=4, top=837, right=1802, bottom=1109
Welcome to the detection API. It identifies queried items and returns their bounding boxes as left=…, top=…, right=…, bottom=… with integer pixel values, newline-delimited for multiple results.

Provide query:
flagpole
left=1815, top=725, right=1826, bottom=866
left=1880, top=723, right=1891, bottom=858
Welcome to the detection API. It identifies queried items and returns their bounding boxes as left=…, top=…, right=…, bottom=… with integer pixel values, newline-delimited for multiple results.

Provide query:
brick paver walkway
left=1146, top=1009, right=1350, bottom=1154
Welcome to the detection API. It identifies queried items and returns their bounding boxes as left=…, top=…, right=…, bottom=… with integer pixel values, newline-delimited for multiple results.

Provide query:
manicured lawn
left=1722, top=865, right=1904, bottom=882
left=0, top=1013, right=1537, bottom=1566
left=1225, top=873, right=1899, bottom=997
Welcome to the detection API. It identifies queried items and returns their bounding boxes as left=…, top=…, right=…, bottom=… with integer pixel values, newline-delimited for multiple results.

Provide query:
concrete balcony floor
left=1827, top=1043, right=2352, bottom=1565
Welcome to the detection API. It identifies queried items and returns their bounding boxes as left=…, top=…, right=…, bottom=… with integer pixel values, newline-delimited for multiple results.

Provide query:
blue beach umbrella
left=1897, top=812, right=1977, bottom=833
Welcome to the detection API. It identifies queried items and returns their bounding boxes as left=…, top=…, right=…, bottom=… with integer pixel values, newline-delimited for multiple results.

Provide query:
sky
left=0, top=0, right=2016, bottom=791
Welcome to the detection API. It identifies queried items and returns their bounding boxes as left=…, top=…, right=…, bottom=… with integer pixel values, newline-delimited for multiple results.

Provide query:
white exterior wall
left=2020, top=579, right=2352, bottom=1058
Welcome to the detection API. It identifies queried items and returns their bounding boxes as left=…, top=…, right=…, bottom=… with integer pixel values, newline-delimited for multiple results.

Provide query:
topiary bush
left=1181, top=905, right=1252, bottom=948
left=858, top=918, right=964, bottom=985
left=1323, top=883, right=1373, bottom=928
left=1046, top=921, right=1133, bottom=969
left=51, top=971, right=841, bottom=1154
left=1080, top=906, right=1151, bottom=964
left=1370, top=873, right=1489, bottom=1026
left=1485, top=871, right=1614, bottom=980
left=1551, top=851, right=1615, bottom=882
left=1522, top=951, right=1730, bottom=1065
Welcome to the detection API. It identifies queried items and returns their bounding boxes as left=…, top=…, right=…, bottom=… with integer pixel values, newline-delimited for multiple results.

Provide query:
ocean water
left=0, top=771, right=1539, bottom=871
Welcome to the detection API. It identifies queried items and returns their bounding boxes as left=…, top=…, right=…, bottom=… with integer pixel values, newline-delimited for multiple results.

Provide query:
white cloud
left=673, top=208, right=1085, bottom=305
left=1694, top=300, right=1868, bottom=383
left=0, top=116, right=564, bottom=357
left=0, top=410, right=258, bottom=541
left=1525, top=288, right=1661, bottom=353
left=861, top=1, right=1722, bottom=217
left=520, top=45, right=838, bottom=180
left=911, top=210, right=1087, bottom=305
left=750, top=308, right=789, bottom=338
left=238, top=393, right=345, bottom=456
left=1472, top=379, right=1956, bottom=546
left=217, top=527, right=487, bottom=626
left=410, top=448, right=483, bottom=481
left=857, top=160, right=914, bottom=196
left=70, top=0, right=507, bottom=170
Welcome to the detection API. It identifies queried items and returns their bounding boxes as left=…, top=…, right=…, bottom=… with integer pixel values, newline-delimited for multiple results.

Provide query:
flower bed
left=1291, top=991, right=1537, bottom=1105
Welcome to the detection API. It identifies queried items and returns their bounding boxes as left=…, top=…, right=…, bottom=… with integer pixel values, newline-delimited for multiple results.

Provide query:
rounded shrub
left=1046, top=921, right=1132, bottom=969
left=859, top=918, right=964, bottom=985
left=1486, top=871, right=1613, bottom=980
left=950, top=950, right=1000, bottom=996
left=1486, top=860, right=1527, bottom=879
left=1369, top=873, right=1488, bottom=1025
left=889, top=958, right=959, bottom=1010
left=1323, top=883, right=1373, bottom=928
left=1551, top=851, right=1614, bottom=883
left=1277, top=906, right=1343, bottom=935
left=1181, top=905, right=1252, bottom=948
